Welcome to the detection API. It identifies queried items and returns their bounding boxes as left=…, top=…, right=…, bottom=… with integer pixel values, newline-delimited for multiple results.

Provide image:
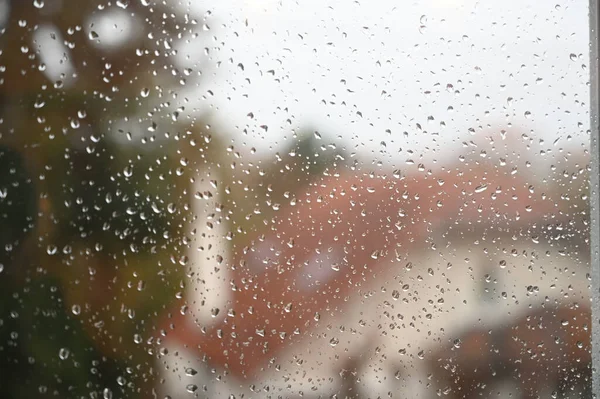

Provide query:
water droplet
left=185, top=384, right=198, bottom=393
left=474, top=184, right=488, bottom=193
left=58, top=348, right=70, bottom=360
left=47, top=245, right=57, bottom=255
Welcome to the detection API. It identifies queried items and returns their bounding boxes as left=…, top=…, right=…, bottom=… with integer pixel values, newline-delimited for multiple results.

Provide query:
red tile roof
left=158, top=164, right=559, bottom=379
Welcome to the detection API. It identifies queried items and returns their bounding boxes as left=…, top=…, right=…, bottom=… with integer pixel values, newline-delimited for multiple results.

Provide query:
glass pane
left=0, top=0, right=591, bottom=398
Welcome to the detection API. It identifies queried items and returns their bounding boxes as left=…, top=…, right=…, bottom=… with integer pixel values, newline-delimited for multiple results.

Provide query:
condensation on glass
left=0, top=0, right=593, bottom=398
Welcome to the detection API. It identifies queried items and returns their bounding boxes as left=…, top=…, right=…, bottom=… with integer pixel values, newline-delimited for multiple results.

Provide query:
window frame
left=589, top=0, right=600, bottom=394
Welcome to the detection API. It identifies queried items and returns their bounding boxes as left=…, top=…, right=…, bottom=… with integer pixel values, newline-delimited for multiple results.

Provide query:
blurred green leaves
left=0, top=145, right=37, bottom=267
left=0, top=0, right=205, bottom=397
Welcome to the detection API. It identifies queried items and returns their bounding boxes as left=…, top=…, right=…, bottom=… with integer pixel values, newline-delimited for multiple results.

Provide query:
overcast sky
left=31, top=0, right=589, bottom=169
left=178, top=0, right=590, bottom=170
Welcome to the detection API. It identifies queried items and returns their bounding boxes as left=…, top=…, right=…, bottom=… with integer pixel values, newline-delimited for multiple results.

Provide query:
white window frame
left=589, top=0, right=600, bottom=393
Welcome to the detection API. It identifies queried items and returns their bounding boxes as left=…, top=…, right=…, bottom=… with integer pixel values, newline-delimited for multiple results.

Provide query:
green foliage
left=0, top=1, right=205, bottom=397
left=47, top=139, right=182, bottom=253
left=0, top=275, right=127, bottom=399
left=0, top=145, right=37, bottom=266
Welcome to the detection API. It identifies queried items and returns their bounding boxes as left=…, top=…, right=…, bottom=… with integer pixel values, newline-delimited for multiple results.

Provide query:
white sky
left=179, top=0, right=590, bottom=169
left=32, top=0, right=587, bottom=168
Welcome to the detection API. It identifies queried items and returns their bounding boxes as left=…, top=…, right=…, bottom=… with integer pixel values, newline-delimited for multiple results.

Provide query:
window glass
left=0, top=0, right=591, bottom=398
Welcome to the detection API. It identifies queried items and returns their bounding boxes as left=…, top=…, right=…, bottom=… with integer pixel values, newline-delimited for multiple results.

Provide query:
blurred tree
left=268, top=128, right=347, bottom=200
left=0, top=1, right=219, bottom=397
left=227, top=127, right=348, bottom=251
left=0, top=145, right=128, bottom=399
left=0, top=145, right=36, bottom=269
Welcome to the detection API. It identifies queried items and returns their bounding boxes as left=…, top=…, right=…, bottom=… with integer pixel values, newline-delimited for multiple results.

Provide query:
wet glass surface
left=0, top=1, right=592, bottom=398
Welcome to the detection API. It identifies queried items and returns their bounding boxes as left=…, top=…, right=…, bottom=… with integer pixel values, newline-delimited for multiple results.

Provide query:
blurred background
left=0, top=0, right=591, bottom=398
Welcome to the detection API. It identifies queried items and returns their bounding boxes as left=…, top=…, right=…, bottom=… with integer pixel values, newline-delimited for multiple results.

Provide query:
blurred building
left=157, top=161, right=588, bottom=399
